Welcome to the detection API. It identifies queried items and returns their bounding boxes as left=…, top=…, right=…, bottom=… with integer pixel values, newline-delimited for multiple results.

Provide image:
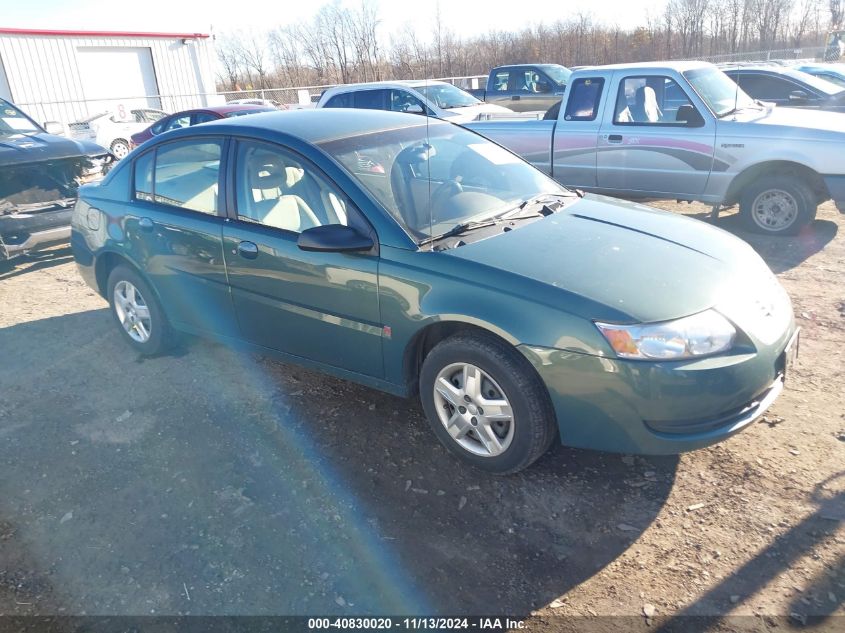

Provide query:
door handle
left=138, top=217, right=154, bottom=232
left=512, top=95, right=521, bottom=101
left=236, top=241, right=259, bottom=259
left=607, top=134, right=623, bottom=143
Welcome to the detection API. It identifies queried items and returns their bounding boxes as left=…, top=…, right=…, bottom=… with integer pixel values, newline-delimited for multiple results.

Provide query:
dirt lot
left=0, top=200, right=843, bottom=631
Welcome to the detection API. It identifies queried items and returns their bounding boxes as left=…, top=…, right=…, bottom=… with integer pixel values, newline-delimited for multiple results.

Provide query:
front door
left=126, top=137, right=238, bottom=337
left=221, top=139, right=383, bottom=377
left=596, top=73, right=716, bottom=197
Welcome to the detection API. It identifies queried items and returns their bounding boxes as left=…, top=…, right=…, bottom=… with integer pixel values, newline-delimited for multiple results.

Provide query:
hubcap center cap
left=467, top=403, right=478, bottom=415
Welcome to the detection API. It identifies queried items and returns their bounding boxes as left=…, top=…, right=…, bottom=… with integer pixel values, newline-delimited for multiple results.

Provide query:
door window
left=729, top=74, right=794, bottom=100
left=389, top=89, right=426, bottom=114
left=165, top=114, right=191, bottom=131
left=193, top=112, right=217, bottom=124
left=613, top=76, right=695, bottom=124
left=133, top=150, right=154, bottom=202
left=235, top=141, right=350, bottom=233
left=563, top=78, right=604, bottom=121
left=492, top=70, right=510, bottom=91
left=151, top=140, right=222, bottom=214
left=353, top=89, right=389, bottom=110
left=324, top=92, right=353, bottom=108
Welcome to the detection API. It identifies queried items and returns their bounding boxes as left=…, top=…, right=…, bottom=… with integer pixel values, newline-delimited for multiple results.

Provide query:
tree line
left=216, top=0, right=845, bottom=91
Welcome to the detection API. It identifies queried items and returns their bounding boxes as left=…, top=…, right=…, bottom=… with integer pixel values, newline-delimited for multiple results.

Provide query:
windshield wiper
left=418, top=218, right=502, bottom=247
left=500, top=192, right=576, bottom=219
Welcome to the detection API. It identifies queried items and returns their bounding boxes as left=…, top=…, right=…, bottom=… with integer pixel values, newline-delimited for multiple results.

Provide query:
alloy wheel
left=113, top=280, right=152, bottom=343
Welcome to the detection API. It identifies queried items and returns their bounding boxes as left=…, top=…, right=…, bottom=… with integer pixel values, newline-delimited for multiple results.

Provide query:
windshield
left=0, top=101, right=41, bottom=136
left=684, top=67, right=757, bottom=116
left=540, top=64, right=572, bottom=86
left=319, top=120, right=567, bottom=242
left=784, top=69, right=844, bottom=96
left=414, top=84, right=480, bottom=110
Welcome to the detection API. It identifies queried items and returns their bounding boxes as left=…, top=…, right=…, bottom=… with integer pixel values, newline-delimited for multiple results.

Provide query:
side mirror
left=43, top=121, right=65, bottom=135
left=297, top=224, right=374, bottom=253
left=676, top=104, right=705, bottom=127
left=789, top=90, right=809, bottom=103
left=404, top=103, right=425, bottom=115
left=536, top=80, right=552, bottom=94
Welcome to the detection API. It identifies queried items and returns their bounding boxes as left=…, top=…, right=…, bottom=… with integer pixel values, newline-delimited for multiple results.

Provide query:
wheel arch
left=95, top=250, right=164, bottom=308
left=724, top=160, right=829, bottom=206
left=402, top=319, right=523, bottom=397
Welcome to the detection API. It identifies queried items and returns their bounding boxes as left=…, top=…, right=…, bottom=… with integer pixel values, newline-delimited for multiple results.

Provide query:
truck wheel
left=419, top=332, right=557, bottom=474
left=107, top=265, right=174, bottom=355
left=739, top=175, right=816, bottom=236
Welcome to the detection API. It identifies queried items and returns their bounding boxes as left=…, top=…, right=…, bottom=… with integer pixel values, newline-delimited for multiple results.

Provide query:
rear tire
left=739, top=175, right=816, bottom=236
left=419, top=332, right=557, bottom=474
left=107, top=265, right=173, bottom=355
left=110, top=139, right=130, bottom=160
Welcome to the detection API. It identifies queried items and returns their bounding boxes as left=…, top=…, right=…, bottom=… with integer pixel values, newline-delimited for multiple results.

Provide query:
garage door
left=76, top=46, right=161, bottom=112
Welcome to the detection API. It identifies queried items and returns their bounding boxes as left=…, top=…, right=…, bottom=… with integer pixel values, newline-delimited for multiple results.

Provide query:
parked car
left=721, top=65, right=845, bottom=113
left=317, top=80, right=513, bottom=123
left=1, top=98, right=111, bottom=262
left=71, top=109, right=797, bottom=473
left=466, top=61, right=845, bottom=236
left=227, top=98, right=286, bottom=109
left=129, top=104, right=275, bottom=149
left=468, top=64, right=571, bottom=112
left=69, top=108, right=168, bottom=160
left=792, top=63, right=845, bottom=89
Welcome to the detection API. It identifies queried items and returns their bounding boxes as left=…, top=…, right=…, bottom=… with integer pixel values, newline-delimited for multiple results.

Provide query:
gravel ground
left=0, top=201, right=842, bottom=631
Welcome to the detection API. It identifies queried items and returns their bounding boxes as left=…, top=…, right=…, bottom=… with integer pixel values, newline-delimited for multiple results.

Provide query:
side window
left=324, top=93, right=353, bottom=108
left=193, top=112, right=217, bottom=124
left=235, top=141, right=350, bottom=234
left=151, top=119, right=167, bottom=135
left=493, top=70, right=510, bottom=91
left=733, top=74, right=792, bottom=100
left=563, top=78, right=604, bottom=121
left=353, top=90, right=388, bottom=110
left=133, top=151, right=154, bottom=202
left=165, top=114, right=191, bottom=131
left=153, top=140, right=222, bottom=214
left=517, top=69, right=541, bottom=94
left=389, top=90, right=426, bottom=114
left=614, top=76, right=694, bottom=124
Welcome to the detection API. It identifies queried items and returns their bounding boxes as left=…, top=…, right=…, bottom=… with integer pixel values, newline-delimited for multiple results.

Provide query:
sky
left=0, top=0, right=665, bottom=39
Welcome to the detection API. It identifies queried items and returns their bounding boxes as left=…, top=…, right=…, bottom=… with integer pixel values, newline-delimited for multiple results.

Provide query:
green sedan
left=71, top=110, right=798, bottom=473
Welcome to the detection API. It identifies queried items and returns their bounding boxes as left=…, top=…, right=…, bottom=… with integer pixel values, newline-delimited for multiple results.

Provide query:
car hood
left=728, top=104, right=845, bottom=135
left=0, top=132, right=106, bottom=167
left=441, top=103, right=514, bottom=122
left=447, top=195, right=788, bottom=333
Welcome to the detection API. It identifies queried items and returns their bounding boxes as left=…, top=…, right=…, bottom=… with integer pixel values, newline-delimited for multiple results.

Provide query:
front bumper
left=519, top=325, right=795, bottom=454
left=0, top=207, right=73, bottom=260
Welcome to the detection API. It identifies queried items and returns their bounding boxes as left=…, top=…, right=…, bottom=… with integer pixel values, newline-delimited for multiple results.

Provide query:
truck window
left=493, top=70, right=510, bottom=91
left=614, top=76, right=694, bottom=125
left=353, top=89, right=389, bottom=110
left=324, top=93, right=353, bottom=108
left=563, top=78, right=604, bottom=121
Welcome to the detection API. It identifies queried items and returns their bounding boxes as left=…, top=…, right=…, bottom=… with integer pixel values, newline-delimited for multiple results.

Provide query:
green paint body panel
left=71, top=110, right=797, bottom=455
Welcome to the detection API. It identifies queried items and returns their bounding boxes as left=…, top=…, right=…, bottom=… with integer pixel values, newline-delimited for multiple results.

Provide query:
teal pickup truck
left=468, top=64, right=571, bottom=112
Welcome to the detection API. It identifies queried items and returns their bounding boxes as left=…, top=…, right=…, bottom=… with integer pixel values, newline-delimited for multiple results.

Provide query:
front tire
left=110, top=139, right=130, bottom=160
left=739, top=175, right=816, bottom=236
left=107, top=265, right=173, bottom=355
left=419, top=332, right=557, bottom=474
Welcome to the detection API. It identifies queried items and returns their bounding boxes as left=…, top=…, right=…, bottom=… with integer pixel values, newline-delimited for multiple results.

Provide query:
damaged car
left=1, top=98, right=112, bottom=262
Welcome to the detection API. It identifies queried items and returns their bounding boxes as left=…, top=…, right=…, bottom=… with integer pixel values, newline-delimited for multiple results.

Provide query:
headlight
left=596, top=310, right=736, bottom=360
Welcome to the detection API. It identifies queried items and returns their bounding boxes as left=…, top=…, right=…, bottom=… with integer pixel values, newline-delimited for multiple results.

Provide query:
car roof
left=322, top=80, right=452, bottom=93
left=183, top=108, right=434, bottom=144
left=575, top=61, right=714, bottom=72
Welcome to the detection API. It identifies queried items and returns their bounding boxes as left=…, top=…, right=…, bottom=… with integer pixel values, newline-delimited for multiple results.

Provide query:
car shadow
left=0, top=310, right=677, bottom=617
left=0, top=246, right=75, bottom=281
left=683, top=211, right=838, bottom=274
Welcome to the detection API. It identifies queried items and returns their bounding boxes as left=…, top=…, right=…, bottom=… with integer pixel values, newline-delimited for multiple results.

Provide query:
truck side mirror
left=676, top=104, right=705, bottom=127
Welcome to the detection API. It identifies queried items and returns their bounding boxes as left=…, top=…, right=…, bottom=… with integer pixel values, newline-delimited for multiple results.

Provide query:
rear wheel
left=107, top=265, right=173, bottom=355
left=110, top=139, right=130, bottom=160
left=419, top=332, right=557, bottom=474
left=739, top=175, right=816, bottom=236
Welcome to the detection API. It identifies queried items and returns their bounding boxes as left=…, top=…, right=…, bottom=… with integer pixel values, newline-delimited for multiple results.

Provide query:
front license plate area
left=780, top=328, right=800, bottom=383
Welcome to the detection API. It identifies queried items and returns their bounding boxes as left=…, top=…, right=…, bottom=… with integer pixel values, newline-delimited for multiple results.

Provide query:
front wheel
left=739, top=175, right=816, bottom=236
left=419, top=333, right=557, bottom=474
left=107, top=265, right=174, bottom=355
left=110, top=139, right=130, bottom=160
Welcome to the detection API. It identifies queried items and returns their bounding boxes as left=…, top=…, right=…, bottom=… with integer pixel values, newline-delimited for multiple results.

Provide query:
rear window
left=324, top=93, right=354, bottom=108
left=563, top=78, right=604, bottom=121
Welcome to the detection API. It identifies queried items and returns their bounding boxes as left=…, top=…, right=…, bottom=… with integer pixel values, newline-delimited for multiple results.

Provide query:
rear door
left=595, top=72, right=715, bottom=197
left=126, top=137, right=238, bottom=336
left=221, top=138, right=383, bottom=377
left=551, top=76, right=607, bottom=188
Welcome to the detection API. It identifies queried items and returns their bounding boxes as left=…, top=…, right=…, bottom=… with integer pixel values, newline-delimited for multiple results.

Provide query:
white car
left=227, top=98, right=285, bottom=109
left=68, top=108, right=167, bottom=159
left=317, top=80, right=513, bottom=123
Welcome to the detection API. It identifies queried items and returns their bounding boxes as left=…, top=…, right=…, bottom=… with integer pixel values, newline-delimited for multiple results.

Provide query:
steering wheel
left=430, top=178, right=464, bottom=218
